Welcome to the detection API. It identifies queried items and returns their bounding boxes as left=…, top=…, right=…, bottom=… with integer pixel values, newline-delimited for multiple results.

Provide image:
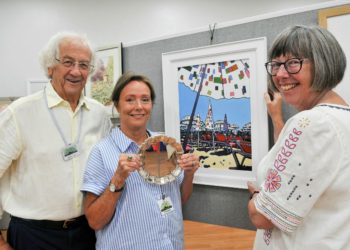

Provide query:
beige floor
left=184, top=220, right=256, bottom=250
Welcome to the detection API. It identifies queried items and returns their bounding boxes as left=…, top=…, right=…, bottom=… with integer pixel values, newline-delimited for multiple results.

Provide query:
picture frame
left=162, top=37, right=268, bottom=189
left=85, top=44, right=122, bottom=124
left=85, top=44, right=122, bottom=105
left=26, top=79, right=48, bottom=95
left=319, top=4, right=350, bottom=104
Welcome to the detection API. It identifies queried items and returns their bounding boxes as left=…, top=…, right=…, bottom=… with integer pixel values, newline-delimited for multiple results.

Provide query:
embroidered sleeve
left=255, top=110, right=342, bottom=233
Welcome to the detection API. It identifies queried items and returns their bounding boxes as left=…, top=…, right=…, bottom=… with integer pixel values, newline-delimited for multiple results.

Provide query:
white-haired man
left=0, top=32, right=110, bottom=250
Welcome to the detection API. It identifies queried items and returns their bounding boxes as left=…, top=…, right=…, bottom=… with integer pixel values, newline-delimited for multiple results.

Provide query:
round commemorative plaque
left=138, top=135, right=183, bottom=185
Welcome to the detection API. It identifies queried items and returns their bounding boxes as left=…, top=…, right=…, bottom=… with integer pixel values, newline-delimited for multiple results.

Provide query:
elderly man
left=0, top=32, right=110, bottom=250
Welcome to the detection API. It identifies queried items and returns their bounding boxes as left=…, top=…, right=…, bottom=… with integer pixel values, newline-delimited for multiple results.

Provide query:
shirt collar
left=112, top=127, right=152, bottom=153
left=112, top=127, right=135, bottom=153
left=45, top=82, right=90, bottom=110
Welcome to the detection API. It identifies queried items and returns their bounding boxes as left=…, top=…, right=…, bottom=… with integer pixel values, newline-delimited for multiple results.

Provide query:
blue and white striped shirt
left=82, top=127, right=184, bottom=250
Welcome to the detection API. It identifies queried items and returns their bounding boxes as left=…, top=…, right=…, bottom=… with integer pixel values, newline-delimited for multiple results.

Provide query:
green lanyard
left=44, top=87, right=83, bottom=160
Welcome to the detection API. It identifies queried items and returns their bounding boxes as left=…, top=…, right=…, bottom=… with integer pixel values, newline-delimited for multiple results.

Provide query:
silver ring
left=127, top=155, right=133, bottom=161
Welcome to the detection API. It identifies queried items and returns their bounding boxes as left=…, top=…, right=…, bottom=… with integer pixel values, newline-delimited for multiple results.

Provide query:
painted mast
left=182, top=64, right=208, bottom=151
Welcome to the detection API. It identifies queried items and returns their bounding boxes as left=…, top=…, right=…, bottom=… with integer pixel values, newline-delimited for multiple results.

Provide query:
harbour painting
left=178, top=59, right=252, bottom=171
left=162, top=37, right=268, bottom=188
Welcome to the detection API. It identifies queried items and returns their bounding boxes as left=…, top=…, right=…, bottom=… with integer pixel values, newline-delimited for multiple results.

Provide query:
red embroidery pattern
left=281, top=147, right=292, bottom=157
left=264, top=169, right=281, bottom=192
left=293, top=127, right=303, bottom=135
left=273, top=127, right=302, bottom=174
left=265, top=126, right=303, bottom=192
left=285, top=139, right=296, bottom=149
left=288, top=133, right=299, bottom=142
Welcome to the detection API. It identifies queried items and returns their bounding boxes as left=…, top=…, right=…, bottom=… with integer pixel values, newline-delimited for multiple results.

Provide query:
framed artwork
left=85, top=44, right=122, bottom=123
left=162, top=37, right=268, bottom=189
left=319, top=4, right=350, bottom=104
left=26, top=79, right=48, bottom=95
left=86, top=44, right=122, bottom=104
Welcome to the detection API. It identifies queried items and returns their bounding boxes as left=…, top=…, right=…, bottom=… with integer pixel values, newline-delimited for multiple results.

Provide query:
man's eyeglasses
left=265, top=58, right=307, bottom=76
left=56, top=58, right=94, bottom=72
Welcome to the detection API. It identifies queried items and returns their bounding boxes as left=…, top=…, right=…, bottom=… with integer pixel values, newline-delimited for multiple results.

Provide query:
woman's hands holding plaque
left=114, top=153, right=141, bottom=185
left=178, top=153, right=200, bottom=176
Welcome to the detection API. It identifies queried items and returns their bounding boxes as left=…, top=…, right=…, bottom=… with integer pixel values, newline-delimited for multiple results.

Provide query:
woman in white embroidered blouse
left=247, top=25, right=350, bottom=250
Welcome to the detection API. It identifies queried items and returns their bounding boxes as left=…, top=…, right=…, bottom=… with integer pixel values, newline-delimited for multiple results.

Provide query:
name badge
left=157, top=196, right=174, bottom=215
left=62, top=143, right=80, bottom=161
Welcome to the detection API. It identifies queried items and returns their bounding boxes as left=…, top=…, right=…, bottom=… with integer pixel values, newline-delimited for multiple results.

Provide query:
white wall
left=328, top=13, right=350, bottom=104
left=0, top=0, right=343, bottom=97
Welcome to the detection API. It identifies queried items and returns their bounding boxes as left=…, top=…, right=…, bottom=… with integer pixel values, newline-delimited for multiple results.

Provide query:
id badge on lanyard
left=44, top=87, right=83, bottom=161
left=62, top=143, right=80, bottom=161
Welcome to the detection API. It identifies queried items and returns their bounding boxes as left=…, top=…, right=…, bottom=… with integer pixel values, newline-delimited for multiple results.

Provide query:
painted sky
left=178, top=83, right=251, bottom=129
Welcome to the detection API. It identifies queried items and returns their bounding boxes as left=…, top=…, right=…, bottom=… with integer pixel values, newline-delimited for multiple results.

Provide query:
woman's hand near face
left=265, top=91, right=283, bottom=118
left=264, top=91, right=284, bottom=142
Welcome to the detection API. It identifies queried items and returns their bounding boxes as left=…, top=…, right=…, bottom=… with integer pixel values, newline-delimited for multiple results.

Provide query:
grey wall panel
left=123, top=10, right=318, bottom=229
left=182, top=184, right=255, bottom=230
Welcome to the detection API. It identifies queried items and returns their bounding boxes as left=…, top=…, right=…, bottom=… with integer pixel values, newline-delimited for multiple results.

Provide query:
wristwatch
left=109, top=182, right=125, bottom=193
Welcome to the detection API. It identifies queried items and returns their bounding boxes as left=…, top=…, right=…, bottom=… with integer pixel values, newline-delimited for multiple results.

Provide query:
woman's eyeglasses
left=265, top=58, right=307, bottom=76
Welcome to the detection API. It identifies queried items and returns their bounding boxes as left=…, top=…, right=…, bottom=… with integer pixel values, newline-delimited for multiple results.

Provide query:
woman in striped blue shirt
left=82, top=72, right=200, bottom=250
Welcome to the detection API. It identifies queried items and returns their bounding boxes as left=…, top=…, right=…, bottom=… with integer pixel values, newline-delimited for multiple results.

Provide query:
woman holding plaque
left=81, top=72, right=199, bottom=250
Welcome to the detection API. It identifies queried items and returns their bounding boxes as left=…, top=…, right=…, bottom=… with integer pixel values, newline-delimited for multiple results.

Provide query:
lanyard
left=43, top=87, right=83, bottom=147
